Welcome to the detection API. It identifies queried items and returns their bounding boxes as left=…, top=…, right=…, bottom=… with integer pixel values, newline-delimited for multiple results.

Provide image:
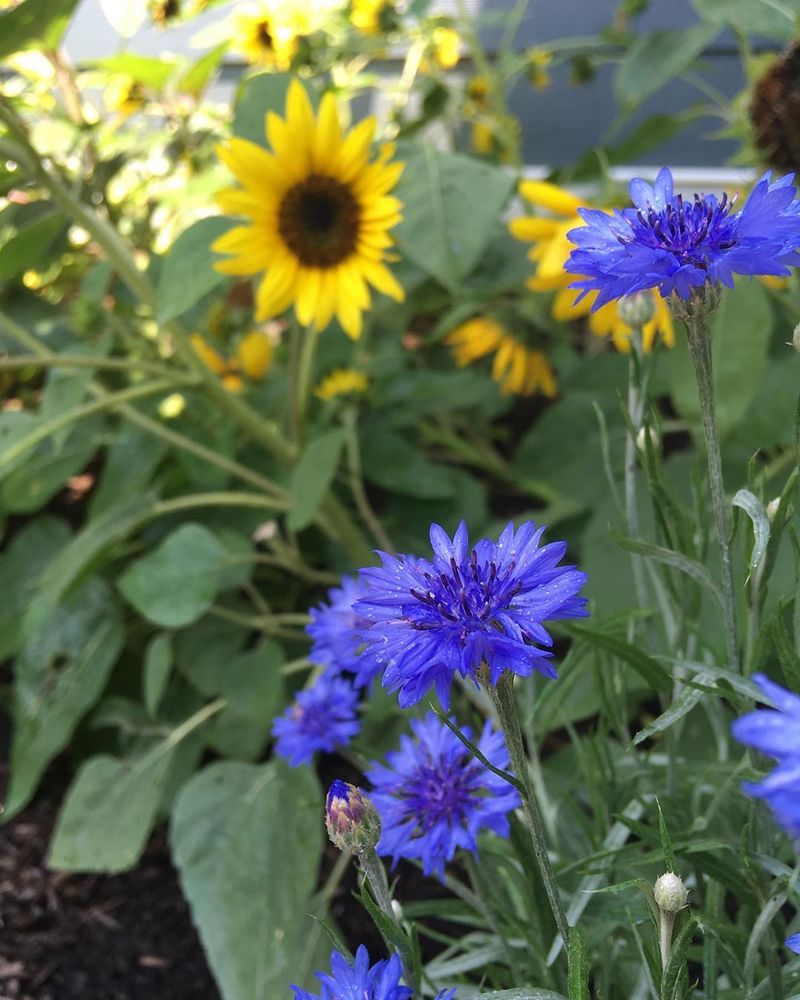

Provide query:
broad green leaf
left=207, top=708, right=269, bottom=761
left=5, top=578, right=124, bottom=818
left=361, top=426, right=453, bottom=499
left=669, top=281, right=773, bottom=437
left=88, top=426, right=166, bottom=518
left=170, top=760, right=323, bottom=1000
left=144, top=632, right=173, bottom=716
left=393, top=146, right=514, bottom=290
left=218, top=642, right=285, bottom=722
left=0, top=515, right=70, bottom=661
left=0, top=212, right=67, bottom=282
left=732, top=489, right=770, bottom=573
left=233, top=73, right=318, bottom=146
left=175, top=614, right=249, bottom=695
left=156, top=217, right=234, bottom=323
left=0, top=0, right=79, bottom=58
left=118, top=523, right=228, bottom=628
left=288, top=428, right=346, bottom=532
left=615, top=25, right=719, bottom=106
left=692, top=0, right=800, bottom=39
left=48, top=750, right=175, bottom=873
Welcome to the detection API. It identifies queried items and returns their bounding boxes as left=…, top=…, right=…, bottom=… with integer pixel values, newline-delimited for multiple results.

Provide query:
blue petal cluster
left=566, top=168, right=800, bottom=305
left=307, top=575, right=380, bottom=688
left=787, top=934, right=800, bottom=955
left=272, top=675, right=360, bottom=767
left=290, top=946, right=411, bottom=1000
left=731, top=673, right=800, bottom=837
left=355, top=521, right=587, bottom=708
left=367, top=711, right=521, bottom=878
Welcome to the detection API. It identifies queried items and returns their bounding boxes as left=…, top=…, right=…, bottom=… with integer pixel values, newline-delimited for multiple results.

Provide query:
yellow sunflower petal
left=552, top=286, right=592, bottom=321
left=518, top=179, right=583, bottom=216
left=313, top=92, right=343, bottom=171
left=508, top=216, right=560, bottom=242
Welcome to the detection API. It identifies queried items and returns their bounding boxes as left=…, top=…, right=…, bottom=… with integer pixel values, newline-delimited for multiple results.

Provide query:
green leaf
left=92, top=52, right=176, bottom=89
left=615, top=24, right=719, bottom=106
left=657, top=800, right=677, bottom=873
left=393, top=145, right=514, bottom=290
left=88, top=426, right=166, bottom=518
left=0, top=0, right=79, bottom=58
left=732, top=489, right=770, bottom=574
left=170, top=760, right=323, bottom=1000
left=661, top=917, right=698, bottom=998
left=5, top=578, right=124, bottom=818
left=0, top=516, right=70, bottom=661
left=613, top=534, right=724, bottom=610
left=217, top=642, right=285, bottom=722
left=692, top=0, right=800, bottom=39
left=0, top=212, right=67, bottom=282
left=288, top=428, right=346, bottom=532
left=144, top=632, right=173, bottom=717
left=180, top=42, right=228, bottom=98
left=669, top=281, right=773, bottom=437
left=361, top=426, right=454, bottom=499
left=233, top=73, right=318, bottom=146
left=632, top=681, right=706, bottom=746
left=156, top=217, right=234, bottom=323
left=567, top=926, right=590, bottom=1000
left=118, top=523, right=228, bottom=628
left=474, top=992, right=567, bottom=999
left=48, top=750, right=175, bottom=873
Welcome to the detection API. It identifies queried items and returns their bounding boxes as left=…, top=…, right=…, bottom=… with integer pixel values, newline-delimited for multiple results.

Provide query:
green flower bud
left=654, top=872, right=688, bottom=913
left=618, top=292, right=656, bottom=329
left=325, top=781, right=381, bottom=856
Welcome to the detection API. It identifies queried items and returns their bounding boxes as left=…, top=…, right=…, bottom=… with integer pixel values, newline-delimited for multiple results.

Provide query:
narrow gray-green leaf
left=144, top=632, right=173, bottom=716
left=614, top=534, right=724, bottom=609
left=633, top=681, right=706, bottom=746
left=732, top=488, right=770, bottom=573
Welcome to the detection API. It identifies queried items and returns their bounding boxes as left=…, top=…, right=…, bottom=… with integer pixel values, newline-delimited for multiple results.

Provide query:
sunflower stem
left=487, top=673, right=570, bottom=949
left=684, top=309, right=739, bottom=671
left=295, top=322, right=322, bottom=444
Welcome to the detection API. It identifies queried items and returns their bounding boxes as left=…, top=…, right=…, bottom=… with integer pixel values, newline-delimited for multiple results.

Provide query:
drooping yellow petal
left=508, top=216, right=560, bottom=242
left=518, top=179, right=583, bottom=216
left=552, top=285, right=592, bottom=321
left=237, top=330, right=274, bottom=380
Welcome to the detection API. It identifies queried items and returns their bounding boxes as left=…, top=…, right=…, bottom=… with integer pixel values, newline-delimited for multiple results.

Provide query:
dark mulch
left=0, top=774, right=220, bottom=1000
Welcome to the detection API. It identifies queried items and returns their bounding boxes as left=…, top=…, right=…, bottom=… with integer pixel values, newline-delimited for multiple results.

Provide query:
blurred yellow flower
left=213, top=80, right=404, bottom=339
left=446, top=317, right=557, bottom=397
left=470, top=114, right=520, bottom=163
left=315, top=367, right=369, bottom=400
left=526, top=47, right=552, bottom=89
left=104, top=75, right=145, bottom=117
left=230, top=2, right=298, bottom=69
left=191, top=330, right=274, bottom=391
left=509, top=179, right=674, bottom=353
left=431, top=27, right=460, bottom=69
left=159, top=393, right=187, bottom=419
left=350, top=0, right=393, bottom=35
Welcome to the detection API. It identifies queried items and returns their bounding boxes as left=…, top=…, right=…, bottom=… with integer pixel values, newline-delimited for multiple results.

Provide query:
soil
left=0, top=764, right=220, bottom=1000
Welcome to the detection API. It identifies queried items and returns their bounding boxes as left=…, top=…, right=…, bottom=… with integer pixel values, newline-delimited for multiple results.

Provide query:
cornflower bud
left=767, top=497, right=782, bottom=521
left=618, top=291, right=656, bottom=329
left=325, top=780, right=381, bottom=856
left=654, top=871, right=689, bottom=913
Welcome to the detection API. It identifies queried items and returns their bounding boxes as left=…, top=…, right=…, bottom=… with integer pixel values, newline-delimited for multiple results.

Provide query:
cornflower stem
left=487, top=673, right=570, bottom=948
left=358, top=847, right=397, bottom=924
left=659, top=909, right=676, bottom=972
left=624, top=328, right=649, bottom=626
left=684, top=312, right=739, bottom=671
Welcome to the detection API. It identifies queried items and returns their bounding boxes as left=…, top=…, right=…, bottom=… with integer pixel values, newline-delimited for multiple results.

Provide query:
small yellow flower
left=230, top=2, right=298, bottom=69
left=315, top=367, right=369, bottom=400
left=526, top=47, right=552, bottom=90
left=509, top=179, right=674, bottom=352
left=104, top=75, right=145, bottom=117
left=470, top=114, right=520, bottom=163
left=191, top=331, right=273, bottom=390
left=350, top=0, right=393, bottom=35
left=431, top=27, right=460, bottom=69
left=159, top=393, right=187, bottom=419
left=466, top=75, right=490, bottom=106
left=213, top=79, right=405, bottom=340
left=446, top=317, right=557, bottom=398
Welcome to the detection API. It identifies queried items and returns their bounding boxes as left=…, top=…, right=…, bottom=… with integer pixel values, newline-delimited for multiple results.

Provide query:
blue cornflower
left=565, top=168, right=800, bottom=306
left=355, top=520, right=587, bottom=708
left=787, top=934, right=800, bottom=955
left=731, top=673, right=800, bottom=837
left=272, top=675, right=360, bottom=767
left=290, top=946, right=411, bottom=1000
left=306, top=575, right=380, bottom=688
left=367, top=711, right=521, bottom=878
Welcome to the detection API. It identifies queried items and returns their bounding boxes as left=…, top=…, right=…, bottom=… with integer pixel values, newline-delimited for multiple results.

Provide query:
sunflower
left=191, top=330, right=274, bottom=392
left=509, top=179, right=674, bottom=353
left=446, top=317, right=557, bottom=398
left=315, top=367, right=368, bottom=400
left=229, top=3, right=298, bottom=69
left=213, top=80, right=404, bottom=339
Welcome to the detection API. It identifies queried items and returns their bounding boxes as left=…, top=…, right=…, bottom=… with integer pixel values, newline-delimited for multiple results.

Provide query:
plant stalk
left=684, top=312, right=739, bottom=670
left=487, top=672, right=570, bottom=948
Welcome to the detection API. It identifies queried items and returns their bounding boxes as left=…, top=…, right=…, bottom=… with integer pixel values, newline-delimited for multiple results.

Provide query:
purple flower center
left=630, top=192, right=737, bottom=265
left=407, top=755, right=479, bottom=827
left=408, top=552, right=521, bottom=629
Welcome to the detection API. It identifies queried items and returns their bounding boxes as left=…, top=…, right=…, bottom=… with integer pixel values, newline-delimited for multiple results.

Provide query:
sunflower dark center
left=255, top=19, right=273, bottom=49
left=278, top=174, right=360, bottom=267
